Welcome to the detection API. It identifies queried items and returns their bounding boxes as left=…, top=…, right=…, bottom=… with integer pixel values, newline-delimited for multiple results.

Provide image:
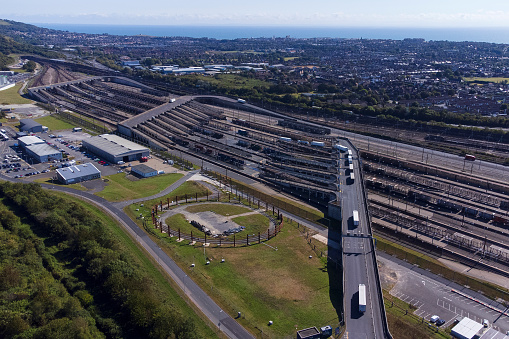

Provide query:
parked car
left=436, top=319, right=445, bottom=326
left=430, top=315, right=439, bottom=323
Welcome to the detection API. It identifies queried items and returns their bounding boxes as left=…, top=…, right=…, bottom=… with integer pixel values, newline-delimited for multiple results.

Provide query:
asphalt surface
left=378, top=251, right=509, bottom=334
left=0, top=172, right=255, bottom=339
left=340, top=141, right=387, bottom=339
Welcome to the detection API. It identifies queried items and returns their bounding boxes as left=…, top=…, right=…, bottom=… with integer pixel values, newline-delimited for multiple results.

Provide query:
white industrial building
left=82, top=134, right=149, bottom=164
left=131, top=164, right=158, bottom=178
left=451, top=317, right=484, bottom=339
left=18, top=135, right=62, bottom=163
left=56, top=163, right=101, bottom=184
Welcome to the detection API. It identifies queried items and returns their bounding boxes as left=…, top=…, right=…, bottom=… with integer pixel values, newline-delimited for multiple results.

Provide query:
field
left=232, top=214, right=270, bottom=234
left=95, top=172, right=183, bottom=201
left=167, top=180, right=212, bottom=199
left=35, top=114, right=75, bottom=131
left=33, top=177, right=88, bottom=191
left=136, top=214, right=340, bottom=338
left=193, top=73, right=270, bottom=90
left=463, top=77, right=509, bottom=84
left=0, top=83, right=33, bottom=104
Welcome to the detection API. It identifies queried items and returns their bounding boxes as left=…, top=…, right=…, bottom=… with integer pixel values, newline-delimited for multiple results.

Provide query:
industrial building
left=56, top=163, right=101, bottom=184
left=451, top=317, right=484, bottom=339
left=19, top=119, right=43, bottom=133
left=82, top=134, right=149, bottom=163
left=25, top=144, right=62, bottom=163
left=18, top=135, right=62, bottom=163
left=131, top=164, right=158, bottom=178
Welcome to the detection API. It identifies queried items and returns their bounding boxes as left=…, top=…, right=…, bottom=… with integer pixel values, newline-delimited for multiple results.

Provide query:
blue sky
left=3, top=0, right=509, bottom=27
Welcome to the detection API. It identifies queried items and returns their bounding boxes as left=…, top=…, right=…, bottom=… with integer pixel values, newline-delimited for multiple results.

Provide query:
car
left=436, top=319, right=445, bottom=326
left=483, top=319, right=489, bottom=328
left=430, top=315, right=439, bottom=323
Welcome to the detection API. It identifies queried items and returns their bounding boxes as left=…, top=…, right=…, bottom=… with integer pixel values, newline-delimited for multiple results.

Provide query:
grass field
left=0, top=83, right=33, bottom=104
left=168, top=180, right=212, bottom=199
left=33, top=177, right=88, bottom=191
left=232, top=214, right=270, bottom=234
left=166, top=213, right=206, bottom=237
left=464, top=77, right=509, bottom=84
left=95, top=172, right=183, bottom=201
left=193, top=73, right=270, bottom=90
left=185, top=203, right=251, bottom=216
left=35, top=114, right=75, bottom=131
left=137, top=216, right=341, bottom=338
left=49, top=191, right=221, bottom=338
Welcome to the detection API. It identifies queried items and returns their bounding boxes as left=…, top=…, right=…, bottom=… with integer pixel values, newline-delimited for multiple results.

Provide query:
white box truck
left=359, top=284, right=366, bottom=313
left=353, top=210, right=359, bottom=226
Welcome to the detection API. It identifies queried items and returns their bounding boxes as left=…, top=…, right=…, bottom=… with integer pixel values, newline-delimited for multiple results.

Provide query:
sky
left=3, top=0, right=509, bottom=27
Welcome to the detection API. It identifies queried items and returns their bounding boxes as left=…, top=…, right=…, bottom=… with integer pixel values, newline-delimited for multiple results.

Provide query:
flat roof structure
left=479, top=328, right=509, bottom=338
left=451, top=317, right=484, bottom=339
left=131, top=164, right=158, bottom=178
left=18, top=135, right=45, bottom=147
left=26, top=144, right=62, bottom=157
left=82, top=134, right=149, bottom=161
left=56, top=163, right=101, bottom=184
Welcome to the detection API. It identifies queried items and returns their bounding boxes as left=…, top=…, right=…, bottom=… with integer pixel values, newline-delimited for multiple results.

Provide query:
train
left=365, top=176, right=509, bottom=226
left=277, top=118, right=331, bottom=135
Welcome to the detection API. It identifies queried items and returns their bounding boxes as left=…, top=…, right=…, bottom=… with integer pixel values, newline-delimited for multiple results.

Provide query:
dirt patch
left=378, top=260, right=399, bottom=291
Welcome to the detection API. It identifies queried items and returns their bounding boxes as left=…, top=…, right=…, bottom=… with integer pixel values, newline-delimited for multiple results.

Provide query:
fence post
left=191, top=231, right=193, bottom=243
left=246, top=234, right=249, bottom=246
left=258, top=232, right=260, bottom=243
left=167, top=197, right=170, bottom=208
left=234, top=234, right=236, bottom=247
left=185, top=194, right=188, bottom=203
left=205, top=233, right=207, bottom=245
left=267, top=228, right=270, bottom=240
left=175, top=196, right=178, bottom=205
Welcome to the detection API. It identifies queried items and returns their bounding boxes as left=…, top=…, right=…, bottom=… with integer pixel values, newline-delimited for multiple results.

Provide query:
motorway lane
left=341, top=142, right=387, bottom=339
left=0, top=175, right=255, bottom=339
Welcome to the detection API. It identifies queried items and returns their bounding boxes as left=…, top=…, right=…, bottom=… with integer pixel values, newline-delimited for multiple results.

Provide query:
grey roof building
left=25, top=144, right=62, bottom=163
left=56, top=163, right=101, bottom=184
left=19, top=119, right=43, bottom=133
left=82, top=134, right=150, bottom=163
left=18, top=135, right=45, bottom=147
left=131, top=164, right=158, bottom=178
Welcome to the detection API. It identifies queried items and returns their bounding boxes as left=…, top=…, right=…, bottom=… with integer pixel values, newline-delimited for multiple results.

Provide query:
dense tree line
left=0, top=34, right=62, bottom=70
left=0, top=182, right=197, bottom=339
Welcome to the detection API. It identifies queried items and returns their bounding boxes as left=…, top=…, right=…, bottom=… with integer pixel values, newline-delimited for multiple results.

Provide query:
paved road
left=378, top=251, right=509, bottom=334
left=339, top=141, right=388, bottom=339
left=1, top=174, right=255, bottom=339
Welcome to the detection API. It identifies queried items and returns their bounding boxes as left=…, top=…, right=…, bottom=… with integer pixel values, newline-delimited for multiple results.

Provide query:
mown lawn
left=168, top=180, right=212, bottom=199
left=166, top=213, right=206, bottom=237
left=0, top=83, right=33, bottom=104
left=35, top=115, right=75, bottom=131
left=232, top=213, right=270, bottom=235
left=33, top=177, right=88, bottom=191
left=95, top=172, right=183, bottom=201
left=141, top=217, right=341, bottom=338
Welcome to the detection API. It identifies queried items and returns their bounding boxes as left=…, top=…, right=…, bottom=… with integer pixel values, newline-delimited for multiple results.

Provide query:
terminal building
left=82, top=134, right=149, bottom=164
left=56, top=163, right=101, bottom=184
left=18, top=135, right=62, bottom=163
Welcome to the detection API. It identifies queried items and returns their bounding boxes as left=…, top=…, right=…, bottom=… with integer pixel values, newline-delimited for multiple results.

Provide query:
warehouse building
left=82, top=134, right=149, bottom=163
left=18, top=135, right=62, bottom=163
left=131, top=164, right=158, bottom=178
left=56, top=163, right=101, bottom=184
left=19, top=119, right=43, bottom=133
left=25, top=144, right=62, bottom=163
left=450, top=317, right=484, bottom=339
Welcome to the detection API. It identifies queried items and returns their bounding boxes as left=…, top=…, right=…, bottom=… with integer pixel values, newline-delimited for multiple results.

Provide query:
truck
left=465, top=154, right=476, bottom=161
left=350, top=172, right=355, bottom=182
left=353, top=210, right=359, bottom=226
left=359, top=284, right=366, bottom=313
left=237, top=129, right=248, bottom=136
left=237, top=98, right=246, bottom=104
left=140, top=156, right=148, bottom=162
left=279, top=137, right=292, bottom=142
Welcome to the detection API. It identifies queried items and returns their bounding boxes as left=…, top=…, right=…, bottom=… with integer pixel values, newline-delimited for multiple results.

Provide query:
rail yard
left=22, top=61, right=509, bottom=338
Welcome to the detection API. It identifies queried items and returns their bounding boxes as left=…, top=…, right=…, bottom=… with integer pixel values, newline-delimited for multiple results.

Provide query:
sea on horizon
left=33, top=23, right=509, bottom=44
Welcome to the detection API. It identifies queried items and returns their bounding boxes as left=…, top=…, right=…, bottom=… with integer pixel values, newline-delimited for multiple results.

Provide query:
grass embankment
left=95, top=172, right=184, bottom=202
left=376, top=235, right=509, bottom=302
left=33, top=177, right=88, bottom=191
left=0, top=82, right=32, bottom=104
left=49, top=191, right=220, bottom=338
left=35, top=114, right=75, bottom=131
left=138, top=216, right=341, bottom=338
left=384, top=291, right=449, bottom=339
